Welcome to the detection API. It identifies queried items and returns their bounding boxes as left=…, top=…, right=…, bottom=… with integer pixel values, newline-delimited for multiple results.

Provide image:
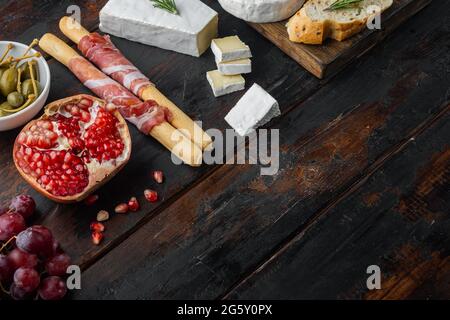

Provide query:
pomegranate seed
left=114, top=203, right=129, bottom=214
left=96, top=210, right=109, bottom=222
left=91, top=221, right=105, bottom=232
left=152, top=171, right=164, bottom=184
left=128, top=197, right=140, bottom=212
left=90, top=222, right=105, bottom=232
left=91, top=231, right=104, bottom=245
left=84, top=194, right=99, bottom=206
left=144, top=189, right=158, bottom=203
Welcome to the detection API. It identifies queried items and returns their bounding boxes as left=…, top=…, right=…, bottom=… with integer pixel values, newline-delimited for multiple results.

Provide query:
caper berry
left=21, top=78, right=41, bottom=97
left=0, top=67, right=18, bottom=97
left=19, top=60, right=39, bottom=81
left=7, top=91, right=25, bottom=108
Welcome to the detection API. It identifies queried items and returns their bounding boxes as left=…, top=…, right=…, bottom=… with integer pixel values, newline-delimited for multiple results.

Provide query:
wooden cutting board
left=249, top=0, right=432, bottom=79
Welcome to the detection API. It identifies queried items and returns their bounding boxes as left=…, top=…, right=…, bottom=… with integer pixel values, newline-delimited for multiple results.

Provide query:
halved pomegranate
left=13, top=94, right=131, bottom=203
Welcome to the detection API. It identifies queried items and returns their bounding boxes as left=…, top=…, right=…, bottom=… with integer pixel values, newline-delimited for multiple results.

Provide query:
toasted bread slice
left=287, top=0, right=393, bottom=44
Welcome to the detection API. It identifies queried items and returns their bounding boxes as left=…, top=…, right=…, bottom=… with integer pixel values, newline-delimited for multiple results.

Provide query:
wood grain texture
left=72, top=0, right=450, bottom=299
left=0, top=0, right=321, bottom=269
left=249, top=0, right=432, bottom=78
left=0, top=0, right=107, bottom=43
left=225, top=111, right=449, bottom=299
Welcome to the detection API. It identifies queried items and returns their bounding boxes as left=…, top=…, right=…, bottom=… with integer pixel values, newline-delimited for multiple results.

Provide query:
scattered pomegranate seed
left=152, top=170, right=164, bottom=184
left=144, top=189, right=158, bottom=203
left=114, top=203, right=129, bottom=214
left=128, top=197, right=140, bottom=212
left=90, top=222, right=105, bottom=233
left=84, top=194, right=99, bottom=206
left=91, top=231, right=104, bottom=245
left=96, top=210, right=109, bottom=222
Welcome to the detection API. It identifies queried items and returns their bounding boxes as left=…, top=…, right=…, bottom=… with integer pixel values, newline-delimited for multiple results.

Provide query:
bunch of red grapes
left=0, top=195, right=71, bottom=300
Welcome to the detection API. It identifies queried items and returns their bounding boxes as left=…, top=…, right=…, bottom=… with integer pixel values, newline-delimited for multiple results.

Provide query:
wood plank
left=73, top=0, right=450, bottom=299
left=249, top=0, right=431, bottom=78
left=225, top=111, right=450, bottom=299
left=0, top=0, right=108, bottom=43
left=0, top=0, right=321, bottom=270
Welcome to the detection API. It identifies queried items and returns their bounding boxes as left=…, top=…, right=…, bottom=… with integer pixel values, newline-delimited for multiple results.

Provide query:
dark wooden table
left=0, top=0, right=448, bottom=300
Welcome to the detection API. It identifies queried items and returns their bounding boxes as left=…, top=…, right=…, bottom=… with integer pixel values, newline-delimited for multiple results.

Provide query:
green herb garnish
left=150, top=0, right=178, bottom=15
left=324, top=0, right=364, bottom=11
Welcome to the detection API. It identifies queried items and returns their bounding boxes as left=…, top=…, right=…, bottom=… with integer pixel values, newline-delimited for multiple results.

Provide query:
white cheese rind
left=225, top=83, right=280, bottom=136
left=218, top=0, right=305, bottom=23
left=99, top=0, right=218, bottom=57
left=217, top=59, right=252, bottom=75
left=211, top=36, right=252, bottom=63
left=206, top=70, right=245, bottom=97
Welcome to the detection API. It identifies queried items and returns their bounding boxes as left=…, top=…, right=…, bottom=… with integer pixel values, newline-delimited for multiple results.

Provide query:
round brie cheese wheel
left=218, top=0, right=305, bottom=23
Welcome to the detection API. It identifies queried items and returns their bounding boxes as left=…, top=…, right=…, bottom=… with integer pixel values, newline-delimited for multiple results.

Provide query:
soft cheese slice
left=211, top=36, right=252, bottom=63
left=218, top=0, right=305, bottom=23
left=217, top=58, right=252, bottom=75
left=206, top=70, right=245, bottom=97
left=99, top=0, right=218, bottom=57
left=225, top=83, right=280, bottom=136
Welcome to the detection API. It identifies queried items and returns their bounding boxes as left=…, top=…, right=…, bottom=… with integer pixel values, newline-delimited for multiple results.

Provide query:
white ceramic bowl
left=0, top=41, right=50, bottom=131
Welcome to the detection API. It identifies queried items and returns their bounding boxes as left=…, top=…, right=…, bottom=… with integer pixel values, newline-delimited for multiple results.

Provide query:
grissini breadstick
left=59, top=16, right=213, bottom=151
left=39, top=33, right=202, bottom=167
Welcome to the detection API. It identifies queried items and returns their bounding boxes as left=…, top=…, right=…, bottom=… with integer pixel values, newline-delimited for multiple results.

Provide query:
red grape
left=10, top=283, right=33, bottom=300
left=9, top=195, right=36, bottom=220
left=51, top=238, right=63, bottom=256
left=45, top=253, right=71, bottom=276
left=0, top=212, right=26, bottom=241
left=0, top=254, right=14, bottom=285
left=8, top=248, right=38, bottom=270
left=16, top=225, right=54, bottom=257
left=14, top=267, right=40, bottom=293
left=38, top=276, right=67, bottom=300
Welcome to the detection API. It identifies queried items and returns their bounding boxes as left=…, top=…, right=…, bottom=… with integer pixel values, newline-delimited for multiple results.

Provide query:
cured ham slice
left=78, top=33, right=153, bottom=96
left=67, top=56, right=170, bottom=134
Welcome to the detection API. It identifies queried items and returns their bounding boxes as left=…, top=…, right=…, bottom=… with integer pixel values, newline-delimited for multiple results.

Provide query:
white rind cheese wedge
left=217, top=58, right=252, bottom=75
left=211, top=36, right=252, bottom=63
left=99, top=0, right=218, bottom=57
left=218, top=0, right=305, bottom=23
left=225, top=83, right=280, bottom=136
left=207, top=70, right=245, bottom=97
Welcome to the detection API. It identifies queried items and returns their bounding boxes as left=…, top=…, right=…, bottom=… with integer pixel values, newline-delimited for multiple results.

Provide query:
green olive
left=19, top=60, right=39, bottom=81
left=7, top=91, right=25, bottom=108
left=0, top=67, right=18, bottom=97
left=21, top=79, right=41, bottom=97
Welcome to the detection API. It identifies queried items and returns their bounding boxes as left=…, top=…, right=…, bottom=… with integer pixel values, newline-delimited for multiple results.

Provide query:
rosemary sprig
left=324, top=0, right=364, bottom=11
left=150, top=0, right=178, bottom=15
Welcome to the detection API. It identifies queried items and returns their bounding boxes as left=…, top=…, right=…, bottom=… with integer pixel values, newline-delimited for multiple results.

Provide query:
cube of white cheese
left=207, top=70, right=245, bottom=97
left=211, top=36, right=252, bottom=63
left=225, top=83, right=280, bottom=136
left=217, top=58, right=252, bottom=75
left=99, top=0, right=218, bottom=57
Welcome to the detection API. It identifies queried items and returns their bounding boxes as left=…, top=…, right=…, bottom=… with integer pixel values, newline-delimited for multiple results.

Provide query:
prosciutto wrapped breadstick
left=59, top=16, right=212, bottom=151
left=39, top=33, right=202, bottom=166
